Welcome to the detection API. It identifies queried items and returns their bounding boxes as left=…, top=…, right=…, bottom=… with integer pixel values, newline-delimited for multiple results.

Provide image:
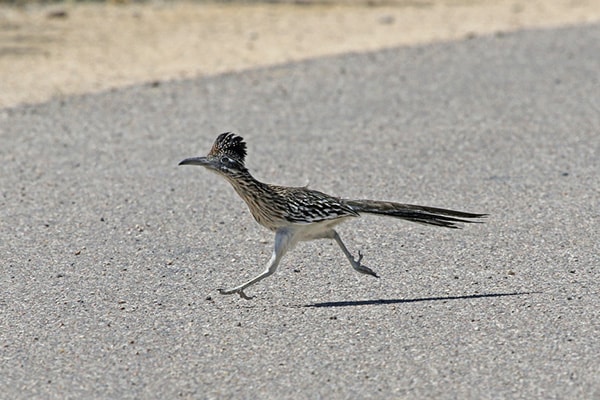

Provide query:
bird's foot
left=218, top=287, right=254, bottom=300
left=352, top=251, right=379, bottom=278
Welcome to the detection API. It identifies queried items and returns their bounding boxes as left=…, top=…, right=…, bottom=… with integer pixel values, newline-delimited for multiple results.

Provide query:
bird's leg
left=219, top=228, right=293, bottom=300
left=330, top=230, right=379, bottom=278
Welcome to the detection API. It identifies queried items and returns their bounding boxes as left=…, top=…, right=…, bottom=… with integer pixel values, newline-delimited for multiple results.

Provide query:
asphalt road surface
left=1, top=24, right=599, bottom=399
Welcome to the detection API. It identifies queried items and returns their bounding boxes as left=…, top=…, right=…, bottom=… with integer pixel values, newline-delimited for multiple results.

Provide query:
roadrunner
left=180, top=132, right=486, bottom=299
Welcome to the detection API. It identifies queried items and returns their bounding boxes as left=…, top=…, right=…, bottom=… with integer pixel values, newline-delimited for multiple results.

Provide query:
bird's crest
left=208, top=132, right=247, bottom=164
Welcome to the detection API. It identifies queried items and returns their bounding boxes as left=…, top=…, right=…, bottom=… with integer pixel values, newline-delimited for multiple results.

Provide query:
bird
left=179, top=132, right=487, bottom=299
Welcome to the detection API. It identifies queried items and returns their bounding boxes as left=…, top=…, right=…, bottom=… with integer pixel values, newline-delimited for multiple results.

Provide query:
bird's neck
left=223, top=169, right=272, bottom=204
left=223, top=170, right=279, bottom=229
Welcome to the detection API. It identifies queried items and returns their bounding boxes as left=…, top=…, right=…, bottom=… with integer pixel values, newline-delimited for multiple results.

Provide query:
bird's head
left=179, top=132, right=248, bottom=176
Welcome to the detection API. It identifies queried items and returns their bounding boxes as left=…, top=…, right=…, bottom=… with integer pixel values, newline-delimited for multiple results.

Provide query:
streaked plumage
left=180, top=132, right=487, bottom=299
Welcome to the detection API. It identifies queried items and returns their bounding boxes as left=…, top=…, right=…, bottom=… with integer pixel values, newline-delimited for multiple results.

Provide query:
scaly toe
left=357, top=251, right=364, bottom=263
left=364, top=267, right=379, bottom=278
left=238, top=290, right=254, bottom=300
left=218, top=288, right=254, bottom=300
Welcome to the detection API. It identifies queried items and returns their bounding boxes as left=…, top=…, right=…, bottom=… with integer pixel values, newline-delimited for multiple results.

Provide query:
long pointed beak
left=178, top=156, right=211, bottom=167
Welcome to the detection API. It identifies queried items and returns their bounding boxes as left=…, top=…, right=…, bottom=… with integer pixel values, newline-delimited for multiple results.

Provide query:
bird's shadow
left=304, top=291, right=534, bottom=308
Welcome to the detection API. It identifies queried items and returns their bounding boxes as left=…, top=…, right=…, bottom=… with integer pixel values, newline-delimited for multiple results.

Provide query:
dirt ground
left=1, top=0, right=599, bottom=108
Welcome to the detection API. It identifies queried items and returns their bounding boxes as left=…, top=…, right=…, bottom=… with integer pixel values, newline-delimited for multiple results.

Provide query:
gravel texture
left=1, top=23, right=599, bottom=399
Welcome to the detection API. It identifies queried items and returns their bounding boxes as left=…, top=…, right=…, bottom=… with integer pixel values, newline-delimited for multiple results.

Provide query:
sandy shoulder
left=1, top=0, right=599, bottom=108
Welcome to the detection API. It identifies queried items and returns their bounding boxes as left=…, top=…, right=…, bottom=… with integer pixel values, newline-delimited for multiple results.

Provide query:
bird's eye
left=220, top=156, right=231, bottom=164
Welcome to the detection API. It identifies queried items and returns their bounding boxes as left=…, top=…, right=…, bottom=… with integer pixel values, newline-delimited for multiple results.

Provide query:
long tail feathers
left=345, top=199, right=487, bottom=229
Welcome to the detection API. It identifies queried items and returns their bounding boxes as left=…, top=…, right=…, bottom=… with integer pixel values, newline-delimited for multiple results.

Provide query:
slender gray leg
left=331, top=230, right=379, bottom=278
left=219, top=228, right=294, bottom=299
